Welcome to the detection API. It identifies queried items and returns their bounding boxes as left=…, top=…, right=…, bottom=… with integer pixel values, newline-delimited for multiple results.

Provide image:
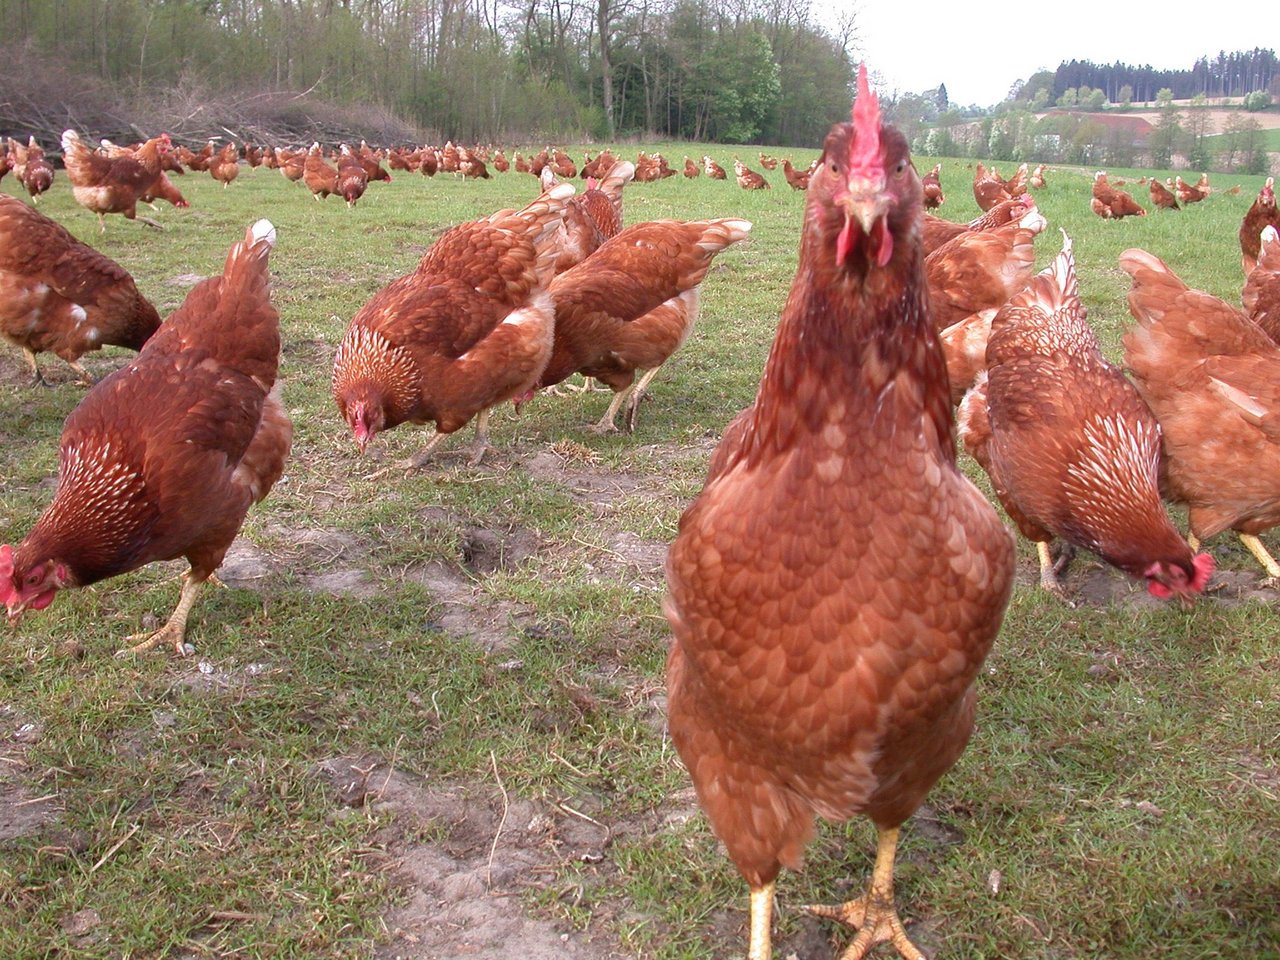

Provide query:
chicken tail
left=697, top=218, right=754, bottom=255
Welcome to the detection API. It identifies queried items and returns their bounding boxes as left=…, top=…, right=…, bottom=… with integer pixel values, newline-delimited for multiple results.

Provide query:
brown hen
left=1, top=220, right=290, bottom=656
left=959, top=232, right=1212, bottom=599
left=61, top=129, right=173, bottom=231
left=1243, top=225, right=1280, bottom=340
left=1122, top=247, right=1280, bottom=580
left=1239, top=178, right=1279, bottom=275
left=332, top=183, right=574, bottom=466
left=0, top=195, right=161, bottom=385
left=664, top=67, right=1014, bottom=960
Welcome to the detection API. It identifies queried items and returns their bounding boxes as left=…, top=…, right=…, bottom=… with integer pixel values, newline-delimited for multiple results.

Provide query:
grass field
left=1, top=145, right=1278, bottom=960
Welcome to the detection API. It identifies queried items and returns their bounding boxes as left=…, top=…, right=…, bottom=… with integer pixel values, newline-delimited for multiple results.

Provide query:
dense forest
left=1044, top=49, right=1279, bottom=104
left=0, top=0, right=857, bottom=147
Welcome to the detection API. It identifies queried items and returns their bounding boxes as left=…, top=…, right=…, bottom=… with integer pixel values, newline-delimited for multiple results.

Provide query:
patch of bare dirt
left=0, top=704, right=61, bottom=842
left=313, top=757, right=626, bottom=960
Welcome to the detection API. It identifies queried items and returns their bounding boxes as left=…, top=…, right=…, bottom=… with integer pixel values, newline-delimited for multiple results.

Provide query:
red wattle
left=837, top=216, right=856, bottom=265
left=874, top=219, right=894, bottom=267
left=1191, top=552, right=1215, bottom=591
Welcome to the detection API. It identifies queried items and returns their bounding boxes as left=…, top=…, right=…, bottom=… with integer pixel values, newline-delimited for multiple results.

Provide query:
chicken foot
left=1035, top=541, right=1073, bottom=598
left=591, top=368, right=662, bottom=434
left=115, top=571, right=205, bottom=657
left=804, top=826, right=926, bottom=960
left=1239, top=533, right=1280, bottom=584
left=22, top=349, right=51, bottom=388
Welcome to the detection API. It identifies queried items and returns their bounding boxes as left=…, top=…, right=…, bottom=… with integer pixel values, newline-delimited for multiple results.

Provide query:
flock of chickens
left=3, top=61, right=1280, bottom=959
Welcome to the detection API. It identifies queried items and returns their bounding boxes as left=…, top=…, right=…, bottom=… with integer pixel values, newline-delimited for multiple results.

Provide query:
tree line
left=0, top=0, right=856, bottom=147
left=1019, top=49, right=1279, bottom=107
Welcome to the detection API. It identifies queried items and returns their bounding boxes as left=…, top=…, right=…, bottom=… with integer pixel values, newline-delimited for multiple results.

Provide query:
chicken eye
left=894, top=160, right=907, bottom=175
left=25, top=573, right=40, bottom=586
left=830, top=162, right=839, bottom=174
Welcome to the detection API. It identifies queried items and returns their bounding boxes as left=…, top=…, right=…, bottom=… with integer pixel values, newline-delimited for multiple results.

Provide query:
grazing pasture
left=1, top=145, right=1277, bottom=959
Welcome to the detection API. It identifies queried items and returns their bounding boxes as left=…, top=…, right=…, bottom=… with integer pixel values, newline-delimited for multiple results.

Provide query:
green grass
left=1, top=148, right=1278, bottom=959
left=1201, top=127, right=1280, bottom=151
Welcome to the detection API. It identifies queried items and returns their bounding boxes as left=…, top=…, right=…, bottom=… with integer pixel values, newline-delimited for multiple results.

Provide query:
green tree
left=1057, top=87, right=1079, bottom=108
left=1118, top=84, right=1134, bottom=107
left=1150, top=105, right=1183, bottom=167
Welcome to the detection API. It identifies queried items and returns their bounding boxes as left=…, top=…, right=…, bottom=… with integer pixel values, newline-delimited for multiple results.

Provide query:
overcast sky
left=845, top=2, right=1271, bottom=107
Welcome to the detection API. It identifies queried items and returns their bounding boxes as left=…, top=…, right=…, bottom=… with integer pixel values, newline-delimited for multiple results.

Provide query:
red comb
left=849, top=64, right=883, bottom=176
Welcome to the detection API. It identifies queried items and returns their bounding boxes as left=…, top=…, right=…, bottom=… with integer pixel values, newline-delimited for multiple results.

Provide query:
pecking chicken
left=1150, top=177, right=1180, bottom=211
left=336, top=145, right=370, bottom=208
left=664, top=67, right=1014, bottom=960
left=925, top=202, right=1047, bottom=330
left=303, top=143, right=338, bottom=200
left=1122, top=247, right=1280, bottom=581
left=1243, top=225, right=1280, bottom=340
left=1239, top=178, right=1279, bottom=275
left=1029, top=164, right=1046, bottom=189
left=733, top=158, right=770, bottom=190
left=332, top=183, right=575, bottom=467
left=758, top=152, right=778, bottom=171
left=921, top=162, right=944, bottom=208
left=972, top=160, right=1011, bottom=210
left=1, top=220, right=290, bottom=655
left=1004, top=162, right=1030, bottom=199
left=61, top=129, right=173, bottom=231
left=702, top=155, right=727, bottom=180
left=958, top=232, right=1212, bottom=598
left=0, top=195, right=161, bottom=385
left=534, top=217, right=752, bottom=432
left=683, top=156, right=700, bottom=178
left=1091, top=172, right=1146, bottom=219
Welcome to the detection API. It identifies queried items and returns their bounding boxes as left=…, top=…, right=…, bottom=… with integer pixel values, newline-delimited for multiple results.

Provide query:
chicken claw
left=114, top=573, right=204, bottom=657
left=803, top=827, right=927, bottom=960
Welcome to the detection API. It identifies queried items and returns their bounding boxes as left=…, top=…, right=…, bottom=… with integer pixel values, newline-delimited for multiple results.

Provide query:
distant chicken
left=683, top=156, right=700, bottom=179
left=702, top=156, right=726, bottom=180
left=182, top=141, right=215, bottom=172
left=552, top=149, right=577, bottom=179
left=278, top=148, right=306, bottom=182
left=61, top=129, right=173, bottom=231
left=921, top=162, right=944, bottom=208
left=140, top=171, right=189, bottom=211
left=925, top=203, right=1047, bottom=330
left=304, top=142, right=338, bottom=200
left=0, top=195, right=161, bottom=385
left=1, top=221, right=290, bottom=656
left=1029, top=164, right=1047, bottom=189
left=209, top=142, right=240, bottom=188
left=492, top=150, right=509, bottom=173
left=733, top=158, right=769, bottom=190
left=1004, top=162, right=1029, bottom=198
left=1122, top=247, right=1280, bottom=580
left=782, top=157, right=813, bottom=190
left=19, top=137, right=54, bottom=203
left=959, top=232, right=1213, bottom=599
left=1242, top=225, right=1280, bottom=342
left=758, top=153, right=778, bottom=171
left=1150, top=177, right=1180, bottom=211
left=1174, top=175, right=1207, bottom=205
left=336, top=145, right=369, bottom=207
left=972, top=160, right=1012, bottom=210
left=333, top=184, right=575, bottom=467
left=664, top=71, right=1013, bottom=960
left=1091, top=172, right=1146, bottom=219
left=534, top=217, right=751, bottom=432
left=1239, top=178, right=1279, bottom=275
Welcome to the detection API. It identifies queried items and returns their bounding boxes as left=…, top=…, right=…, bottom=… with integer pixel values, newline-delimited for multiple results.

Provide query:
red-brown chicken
left=940, top=308, right=997, bottom=405
left=140, top=171, right=190, bottom=211
left=0, top=195, right=161, bottom=385
left=534, top=217, right=751, bottom=432
left=279, top=148, right=306, bottom=182
left=1, top=220, right=290, bottom=655
left=1243, top=225, right=1280, bottom=340
left=1029, top=164, right=1046, bottom=189
left=1091, top=172, right=1147, bottom=219
left=209, top=142, right=240, bottom=188
left=922, top=194, right=1036, bottom=257
left=1239, top=178, right=1279, bottom=275
left=1122, top=247, right=1280, bottom=580
left=663, top=68, right=1014, bottom=960
left=733, top=158, right=770, bottom=190
left=1150, top=178, right=1180, bottom=211
left=1175, top=175, right=1207, bottom=205
left=543, top=160, right=634, bottom=275
left=972, top=160, right=1011, bottom=210
left=682, top=156, right=700, bottom=178
left=921, top=162, right=944, bottom=208
left=958, top=232, right=1212, bottom=598
left=332, top=183, right=575, bottom=467
left=303, top=143, right=338, bottom=200
left=61, top=129, right=173, bottom=231
left=782, top=157, right=814, bottom=191
left=702, top=156, right=727, bottom=180
left=16, top=137, right=53, bottom=203
left=336, top=144, right=369, bottom=208
left=925, top=203, right=1047, bottom=329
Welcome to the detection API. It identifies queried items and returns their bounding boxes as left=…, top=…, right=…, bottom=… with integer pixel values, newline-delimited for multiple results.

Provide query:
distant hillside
left=1051, top=49, right=1278, bottom=103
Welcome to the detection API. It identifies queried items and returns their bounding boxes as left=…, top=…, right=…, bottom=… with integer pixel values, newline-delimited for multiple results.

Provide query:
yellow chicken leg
left=116, top=571, right=205, bottom=657
left=747, top=882, right=775, bottom=960
left=804, top=826, right=926, bottom=960
left=1239, top=533, right=1280, bottom=582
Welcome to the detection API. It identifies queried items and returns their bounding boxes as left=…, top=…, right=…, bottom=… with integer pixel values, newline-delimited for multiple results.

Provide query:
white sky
left=846, top=2, right=1270, bottom=107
